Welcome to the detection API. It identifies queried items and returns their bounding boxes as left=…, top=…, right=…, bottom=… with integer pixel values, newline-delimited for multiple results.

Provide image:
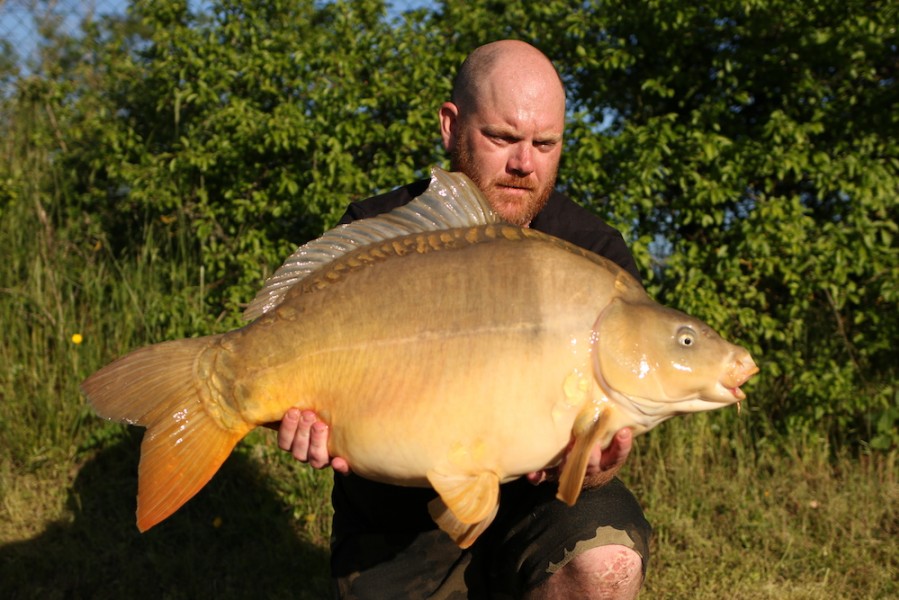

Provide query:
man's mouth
left=497, top=183, right=533, bottom=194
left=496, top=177, right=534, bottom=190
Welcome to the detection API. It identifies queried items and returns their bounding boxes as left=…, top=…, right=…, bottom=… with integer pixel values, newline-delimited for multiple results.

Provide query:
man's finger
left=331, top=457, right=351, bottom=475
left=277, top=407, right=301, bottom=451
left=600, top=428, right=633, bottom=471
left=287, top=410, right=317, bottom=461
left=306, top=421, right=330, bottom=468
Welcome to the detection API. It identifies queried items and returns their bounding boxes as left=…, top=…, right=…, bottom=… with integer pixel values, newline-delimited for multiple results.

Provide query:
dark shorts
left=330, top=477, right=651, bottom=599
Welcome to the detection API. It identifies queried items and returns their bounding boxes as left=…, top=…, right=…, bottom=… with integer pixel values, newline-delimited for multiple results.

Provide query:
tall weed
left=0, top=184, right=212, bottom=468
left=626, top=414, right=898, bottom=598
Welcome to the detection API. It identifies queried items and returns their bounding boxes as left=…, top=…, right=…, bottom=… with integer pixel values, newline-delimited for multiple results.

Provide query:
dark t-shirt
left=330, top=179, right=641, bottom=538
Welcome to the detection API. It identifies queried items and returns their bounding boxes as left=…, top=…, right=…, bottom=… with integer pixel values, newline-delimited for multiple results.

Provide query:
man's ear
left=439, top=101, right=459, bottom=152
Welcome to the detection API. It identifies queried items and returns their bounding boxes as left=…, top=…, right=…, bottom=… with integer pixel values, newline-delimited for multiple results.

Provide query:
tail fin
left=81, top=336, right=252, bottom=532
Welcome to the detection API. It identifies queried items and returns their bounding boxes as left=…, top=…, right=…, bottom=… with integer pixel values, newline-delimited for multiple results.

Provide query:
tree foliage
left=2, top=0, right=896, bottom=449
left=431, top=0, right=898, bottom=449
left=17, top=0, right=457, bottom=312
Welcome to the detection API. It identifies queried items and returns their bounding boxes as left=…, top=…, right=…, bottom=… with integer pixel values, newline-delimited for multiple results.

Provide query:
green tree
left=434, top=0, right=898, bottom=447
left=34, top=0, right=459, bottom=316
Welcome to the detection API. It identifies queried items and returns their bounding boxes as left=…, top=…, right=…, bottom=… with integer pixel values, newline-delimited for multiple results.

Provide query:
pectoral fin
left=556, top=408, right=612, bottom=506
left=426, top=470, right=500, bottom=548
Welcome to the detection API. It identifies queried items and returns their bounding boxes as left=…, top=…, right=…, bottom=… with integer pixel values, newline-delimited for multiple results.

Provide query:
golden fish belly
left=225, top=232, right=626, bottom=486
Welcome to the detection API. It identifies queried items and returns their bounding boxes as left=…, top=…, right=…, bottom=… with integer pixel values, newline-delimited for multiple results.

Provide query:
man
left=278, top=40, right=651, bottom=598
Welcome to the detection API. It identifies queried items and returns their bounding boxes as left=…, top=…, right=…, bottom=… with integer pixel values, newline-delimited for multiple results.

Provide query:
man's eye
left=535, top=139, right=561, bottom=151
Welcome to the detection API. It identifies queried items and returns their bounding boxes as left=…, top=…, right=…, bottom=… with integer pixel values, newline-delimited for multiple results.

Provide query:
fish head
left=592, top=298, right=759, bottom=417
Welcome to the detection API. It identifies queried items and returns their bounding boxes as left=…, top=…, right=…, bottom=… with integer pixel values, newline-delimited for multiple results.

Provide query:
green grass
left=1, top=174, right=896, bottom=599
left=629, top=418, right=898, bottom=598
left=0, top=180, right=335, bottom=598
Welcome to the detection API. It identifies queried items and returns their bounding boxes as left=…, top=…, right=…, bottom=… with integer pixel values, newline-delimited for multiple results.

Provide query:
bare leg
left=523, top=544, right=643, bottom=600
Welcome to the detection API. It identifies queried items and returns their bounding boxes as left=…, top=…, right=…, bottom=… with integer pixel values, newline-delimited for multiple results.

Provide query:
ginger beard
left=451, top=135, right=557, bottom=228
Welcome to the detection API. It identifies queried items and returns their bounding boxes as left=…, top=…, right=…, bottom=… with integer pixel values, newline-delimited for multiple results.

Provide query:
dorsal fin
left=243, top=167, right=501, bottom=320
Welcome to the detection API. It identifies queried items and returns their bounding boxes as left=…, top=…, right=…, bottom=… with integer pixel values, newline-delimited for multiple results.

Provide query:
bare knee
left=524, top=544, right=644, bottom=600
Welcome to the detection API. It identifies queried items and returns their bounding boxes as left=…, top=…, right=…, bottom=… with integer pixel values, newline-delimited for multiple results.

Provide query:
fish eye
left=677, top=327, right=696, bottom=347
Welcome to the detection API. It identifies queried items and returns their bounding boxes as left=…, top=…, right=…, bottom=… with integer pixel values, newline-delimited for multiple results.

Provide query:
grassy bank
left=1, top=186, right=896, bottom=599
left=631, top=419, right=898, bottom=598
left=0, top=185, right=335, bottom=597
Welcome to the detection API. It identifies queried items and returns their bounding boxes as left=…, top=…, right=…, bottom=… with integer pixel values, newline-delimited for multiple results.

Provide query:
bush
left=3, top=0, right=896, bottom=449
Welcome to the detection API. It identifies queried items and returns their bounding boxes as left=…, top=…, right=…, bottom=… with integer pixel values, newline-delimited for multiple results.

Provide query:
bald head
left=451, top=40, right=566, bottom=116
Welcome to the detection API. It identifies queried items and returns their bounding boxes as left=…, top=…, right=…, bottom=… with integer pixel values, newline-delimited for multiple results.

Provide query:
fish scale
left=82, top=167, right=758, bottom=548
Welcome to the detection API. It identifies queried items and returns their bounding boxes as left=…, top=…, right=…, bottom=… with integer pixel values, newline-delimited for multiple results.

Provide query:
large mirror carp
left=82, top=168, right=758, bottom=547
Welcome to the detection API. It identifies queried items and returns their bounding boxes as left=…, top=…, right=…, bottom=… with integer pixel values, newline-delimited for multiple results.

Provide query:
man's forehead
left=473, top=73, right=564, bottom=122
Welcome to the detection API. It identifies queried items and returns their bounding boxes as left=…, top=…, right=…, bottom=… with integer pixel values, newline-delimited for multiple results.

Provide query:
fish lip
left=708, top=382, right=744, bottom=404
left=722, top=363, right=759, bottom=402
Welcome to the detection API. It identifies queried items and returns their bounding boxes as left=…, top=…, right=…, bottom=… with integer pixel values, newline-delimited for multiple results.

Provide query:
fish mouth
left=728, top=385, right=747, bottom=401
left=722, top=360, right=759, bottom=402
left=708, top=381, right=745, bottom=405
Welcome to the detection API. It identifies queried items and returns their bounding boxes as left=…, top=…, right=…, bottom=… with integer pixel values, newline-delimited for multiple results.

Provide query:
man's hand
left=274, top=408, right=351, bottom=474
left=526, top=428, right=633, bottom=489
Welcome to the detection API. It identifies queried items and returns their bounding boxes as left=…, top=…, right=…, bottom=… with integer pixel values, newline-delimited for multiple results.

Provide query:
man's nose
left=508, top=143, right=534, bottom=176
